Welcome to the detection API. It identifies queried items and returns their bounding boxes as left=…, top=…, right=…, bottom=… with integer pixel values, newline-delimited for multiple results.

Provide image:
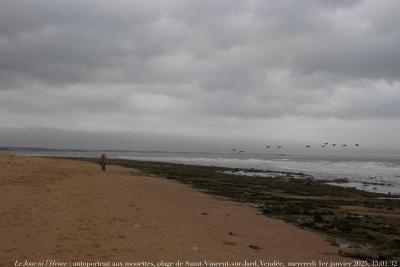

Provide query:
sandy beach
left=0, top=151, right=344, bottom=265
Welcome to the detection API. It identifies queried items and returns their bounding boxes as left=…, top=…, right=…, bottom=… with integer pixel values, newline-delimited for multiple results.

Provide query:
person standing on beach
left=100, top=153, right=107, bottom=171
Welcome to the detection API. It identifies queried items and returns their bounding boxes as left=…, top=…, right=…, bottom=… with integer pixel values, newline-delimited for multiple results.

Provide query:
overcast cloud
left=0, top=0, right=400, bottom=153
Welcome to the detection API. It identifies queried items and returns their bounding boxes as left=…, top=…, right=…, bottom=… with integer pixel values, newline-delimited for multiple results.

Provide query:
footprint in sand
left=248, top=244, right=261, bottom=250
left=77, top=226, right=91, bottom=231
left=4, top=248, right=18, bottom=253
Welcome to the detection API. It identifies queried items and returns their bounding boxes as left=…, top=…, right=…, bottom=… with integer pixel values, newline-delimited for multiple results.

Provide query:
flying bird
left=265, top=146, right=271, bottom=149
left=324, top=142, right=328, bottom=145
left=355, top=144, right=360, bottom=147
left=342, top=144, right=347, bottom=147
left=321, top=145, right=326, bottom=148
left=276, top=146, right=283, bottom=149
left=305, top=145, right=311, bottom=148
left=239, top=150, right=244, bottom=153
left=332, top=144, right=336, bottom=147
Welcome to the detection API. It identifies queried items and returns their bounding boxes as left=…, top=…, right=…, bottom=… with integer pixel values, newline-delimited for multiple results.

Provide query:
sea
left=8, top=148, right=400, bottom=196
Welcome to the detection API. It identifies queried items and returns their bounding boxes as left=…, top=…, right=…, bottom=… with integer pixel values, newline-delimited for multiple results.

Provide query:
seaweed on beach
left=69, top=157, right=400, bottom=260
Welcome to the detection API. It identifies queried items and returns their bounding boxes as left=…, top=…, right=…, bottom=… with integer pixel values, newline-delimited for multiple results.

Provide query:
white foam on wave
left=118, top=155, right=400, bottom=194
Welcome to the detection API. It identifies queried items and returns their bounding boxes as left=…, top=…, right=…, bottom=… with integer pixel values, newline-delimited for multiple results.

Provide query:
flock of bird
left=232, top=142, right=360, bottom=153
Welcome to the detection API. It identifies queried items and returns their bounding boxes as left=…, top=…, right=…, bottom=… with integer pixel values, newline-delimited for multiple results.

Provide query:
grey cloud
left=0, top=0, right=400, bottom=150
left=0, top=0, right=397, bottom=87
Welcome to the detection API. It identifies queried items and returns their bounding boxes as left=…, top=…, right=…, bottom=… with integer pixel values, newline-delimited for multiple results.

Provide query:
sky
left=0, top=0, right=400, bottom=154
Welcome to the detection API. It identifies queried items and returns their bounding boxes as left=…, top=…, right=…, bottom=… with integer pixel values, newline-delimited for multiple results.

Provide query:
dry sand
left=0, top=151, right=345, bottom=265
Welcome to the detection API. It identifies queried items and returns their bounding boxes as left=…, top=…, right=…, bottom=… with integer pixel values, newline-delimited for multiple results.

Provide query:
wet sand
left=0, top=152, right=344, bottom=265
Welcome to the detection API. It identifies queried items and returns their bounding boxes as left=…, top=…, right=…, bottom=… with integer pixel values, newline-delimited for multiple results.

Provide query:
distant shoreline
left=22, top=151, right=399, bottom=196
left=3, top=146, right=400, bottom=159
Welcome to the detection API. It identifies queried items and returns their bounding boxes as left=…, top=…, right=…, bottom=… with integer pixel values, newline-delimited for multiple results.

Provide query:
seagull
left=239, top=150, right=244, bottom=153
left=324, top=142, right=328, bottom=145
left=305, top=145, right=311, bottom=148
left=355, top=144, right=360, bottom=147
left=265, top=145, right=271, bottom=149
left=342, top=144, right=347, bottom=147
left=332, top=144, right=336, bottom=147
left=321, top=145, right=326, bottom=148
left=277, top=146, right=283, bottom=149
left=232, top=148, right=237, bottom=152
